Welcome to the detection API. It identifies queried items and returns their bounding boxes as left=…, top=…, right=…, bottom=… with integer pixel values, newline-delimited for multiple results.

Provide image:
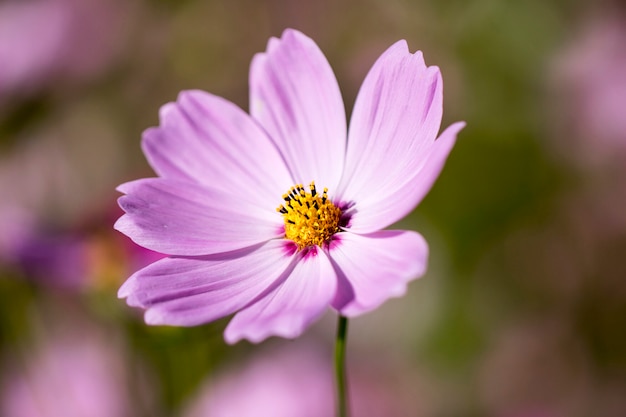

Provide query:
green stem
left=334, top=315, right=350, bottom=417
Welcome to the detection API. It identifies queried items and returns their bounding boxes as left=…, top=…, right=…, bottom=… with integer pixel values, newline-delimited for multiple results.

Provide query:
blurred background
left=1, top=0, right=625, bottom=416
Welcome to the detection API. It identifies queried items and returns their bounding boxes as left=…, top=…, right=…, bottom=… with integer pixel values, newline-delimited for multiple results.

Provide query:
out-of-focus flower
left=7, top=229, right=90, bottom=289
left=181, top=342, right=425, bottom=417
left=0, top=322, right=134, bottom=417
left=0, top=95, right=161, bottom=289
left=551, top=10, right=626, bottom=166
left=0, top=202, right=90, bottom=289
left=183, top=345, right=333, bottom=417
left=116, top=28, right=464, bottom=343
left=0, top=205, right=36, bottom=265
left=0, top=0, right=132, bottom=98
left=10, top=218, right=162, bottom=292
left=0, top=202, right=162, bottom=291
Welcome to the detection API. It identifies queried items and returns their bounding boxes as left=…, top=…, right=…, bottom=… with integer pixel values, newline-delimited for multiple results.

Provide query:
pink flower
left=0, top=0, right=130, bottom=97
left=551, top=12, right=626, bottom=165
left=182, top=345, right=334, bottom=417
left=181, top=342, right=426, bottom=417
left=116, top=29, right=464, bottom=343
left=1, top=325, right=133, bottom=417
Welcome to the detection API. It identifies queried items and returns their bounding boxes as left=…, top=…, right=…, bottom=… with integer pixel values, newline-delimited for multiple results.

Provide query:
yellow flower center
left=277, top=182, right=341, bottom=250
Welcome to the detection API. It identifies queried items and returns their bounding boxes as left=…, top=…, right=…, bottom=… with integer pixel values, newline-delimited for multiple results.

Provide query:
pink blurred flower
left=0, top=203, right=162, bottom=291
left=183, top=346, right=334, bottom=417
left=551, top=11, right=626, bottom=165
left=0, top=205, right=36, bottom=265
left=0, top=202, right=89, bottom=288
left=116, top=29, right=464, bottom=343
left=0, top=325, right=133, bottom=417
left=0, top=118, right=162, bottom=290
left=10, top=230, right=91, bottom=289
left=0, top=0, right=131, bottom=97
left=182, top=343, right=424, bottom=417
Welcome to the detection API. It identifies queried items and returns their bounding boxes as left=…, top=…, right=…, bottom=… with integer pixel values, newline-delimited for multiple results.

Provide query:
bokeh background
left=1, top=0, right=625, bottom=416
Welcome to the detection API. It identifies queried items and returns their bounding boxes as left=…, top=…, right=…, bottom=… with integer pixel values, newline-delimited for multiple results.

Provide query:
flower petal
left=224, top=247, right=337, bottom=344
left=329, top=230, right=428, bottom=316
left=345, top=122, right=464, bottom=232
left=249, top=29, right=347, bottom=190
left=338, top=41, right=441, bottom=194
left=115, top=178, right=282, bottom=256
left=142, top=90, right=294, bottom=206
left=118, top=240, right=296, bottom=327
left=336, top=39, right=463, bottom=231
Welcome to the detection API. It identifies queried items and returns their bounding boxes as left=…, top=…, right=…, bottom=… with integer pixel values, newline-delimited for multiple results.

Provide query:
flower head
left=116, top=29, right=464, bottom=343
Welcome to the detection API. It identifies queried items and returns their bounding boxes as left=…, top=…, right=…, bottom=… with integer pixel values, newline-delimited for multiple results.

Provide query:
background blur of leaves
left=1, top=0, right=624, bottom=416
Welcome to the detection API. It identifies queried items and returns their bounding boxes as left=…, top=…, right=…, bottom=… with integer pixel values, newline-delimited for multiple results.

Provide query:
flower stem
left=334, top=315, right=350, bottom=417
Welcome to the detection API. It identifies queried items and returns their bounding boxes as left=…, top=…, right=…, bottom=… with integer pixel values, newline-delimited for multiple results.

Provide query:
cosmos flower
left=0, top=200, right=162, bottom=290
left=182, top=345, right=334, bottom=417
left=116, top=29, right=464, bottom=343
left=551, top=12, right=626, bottom=166
left=181, top=342, right=425, bottom=417
left=0, top=0, right=131, bottom=98
left=0, top=323, right=133, bottom=417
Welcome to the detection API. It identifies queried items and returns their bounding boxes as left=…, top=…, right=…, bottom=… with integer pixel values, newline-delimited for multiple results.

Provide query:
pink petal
left=345, top=122, right=464, bottom=232
left=336, top=39, right=464, bottom=231
left=119, top=240, right=296, bottom=327
left=142, top=90, right=294, bottom=206
left=115, top=178, right=282, bottom=256
left=330, top=230, right=428, bottom=316
left=224, top=248, right=337, bottom=344
left=249, top=29, right=346, bottom=191
left=340, top=41, right=441, bottom=191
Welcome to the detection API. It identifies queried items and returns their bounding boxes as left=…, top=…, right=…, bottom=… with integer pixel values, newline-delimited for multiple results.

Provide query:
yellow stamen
left=277, top=181, right=341, bottom=250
